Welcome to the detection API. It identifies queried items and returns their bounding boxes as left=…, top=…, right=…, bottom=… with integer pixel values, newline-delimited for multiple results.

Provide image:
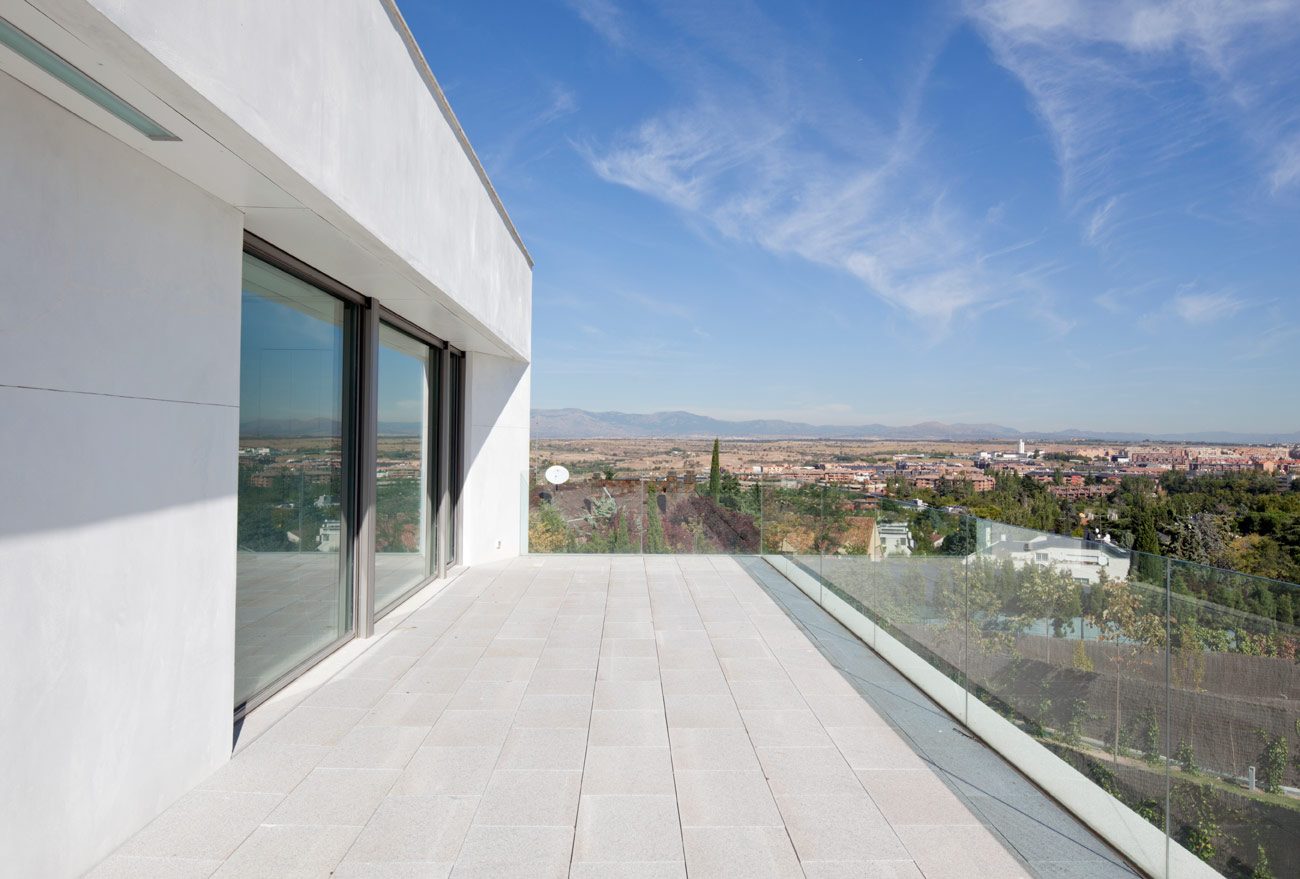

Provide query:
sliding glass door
left=234, top=238, right=469, bottom=713
left=374, top=323, right=438, bottom=614
left=235, top=254, right=354, bottom=710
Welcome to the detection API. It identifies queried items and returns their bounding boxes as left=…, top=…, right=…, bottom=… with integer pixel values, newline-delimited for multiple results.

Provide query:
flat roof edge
left=378, top=0, right=534, bottom=270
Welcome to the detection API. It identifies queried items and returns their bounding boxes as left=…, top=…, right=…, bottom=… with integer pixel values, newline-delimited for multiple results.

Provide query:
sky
left=400, top=0, right=1300, bottom=434
left=240, top=263, right=427, bottom=432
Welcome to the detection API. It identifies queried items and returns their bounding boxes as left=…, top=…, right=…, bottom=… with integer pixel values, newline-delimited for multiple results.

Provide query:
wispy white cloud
left=617, top=289, right=696, bottom=321
left=1270, top=136, right=1300, bottom=193
left=486, top=84, right=578, bottom=176
left=1233, top=306, right=1299, bottom=360
left=614, top=288, right=716, bottom=340
left=1094, top=279, right=1164, bottom=314
left=563, top=0, right=626, bottom=47
left=1085, top=196, right=1119, bottom=244
left=966, top=0, right=1300, bottom=212
left=574, top=5, right=1048, bottom=332
left=1171, top=289, right=1245, bottom=324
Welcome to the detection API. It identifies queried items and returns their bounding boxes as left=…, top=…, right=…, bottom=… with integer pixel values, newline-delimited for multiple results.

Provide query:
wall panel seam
left=0, top=382, right=239, bottom=408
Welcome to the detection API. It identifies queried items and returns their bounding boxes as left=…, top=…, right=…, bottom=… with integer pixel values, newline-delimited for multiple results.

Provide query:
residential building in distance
left=876, top=521, right=915, bottom=557
left=977, top=531, right=1132, bottom=585
left=1048, top=484, right=1119, bottom=501
left=1130, top=448, right=1190, bottom=469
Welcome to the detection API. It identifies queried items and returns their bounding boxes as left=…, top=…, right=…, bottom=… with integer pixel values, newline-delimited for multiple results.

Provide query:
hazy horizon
left=531, top=406, right=1300, bottom=443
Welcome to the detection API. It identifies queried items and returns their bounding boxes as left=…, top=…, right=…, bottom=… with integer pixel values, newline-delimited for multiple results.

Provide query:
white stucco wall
left=461, top=354, right=531, bottom=566
left=73, top=0, right=532, bottom=360
left=0, top=73, right=243, bottom=878
left=2, top=2, right=533, bottom=872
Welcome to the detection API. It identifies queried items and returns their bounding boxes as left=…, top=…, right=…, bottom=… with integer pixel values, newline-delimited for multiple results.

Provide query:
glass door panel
left=235, top=254, right=352, bottom=709
left=374, top=323, right=434, bottom=613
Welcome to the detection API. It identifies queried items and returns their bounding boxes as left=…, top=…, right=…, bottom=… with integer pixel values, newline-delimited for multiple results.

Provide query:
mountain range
left=531, top=409, right=1300, bottom=445
left=241, top=419, right=423, bottom=437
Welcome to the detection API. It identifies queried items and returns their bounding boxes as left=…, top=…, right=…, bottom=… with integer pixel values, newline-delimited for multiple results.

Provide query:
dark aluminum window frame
left=236, top=233, right=466, bottom=717
left=446, top=350, right=465, bottom=568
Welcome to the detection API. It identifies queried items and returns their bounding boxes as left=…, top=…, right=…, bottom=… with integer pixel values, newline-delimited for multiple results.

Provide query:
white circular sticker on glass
left=544, top=465, right=570, bottom=485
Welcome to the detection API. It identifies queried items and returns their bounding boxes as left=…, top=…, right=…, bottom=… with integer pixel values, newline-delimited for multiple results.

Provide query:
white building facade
left=978, top=534, right=1132, bottom=585
left=876, top=522, right=915, bottom=557
left=0, top=2, right=531, bottom=875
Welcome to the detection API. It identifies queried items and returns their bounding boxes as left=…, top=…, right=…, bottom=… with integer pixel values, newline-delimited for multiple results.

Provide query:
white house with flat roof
left=0, top=2, right=530, bottom=874
left=977, top=533, right=1132, bottom=585
left=876, top=521, right=915, bottom=557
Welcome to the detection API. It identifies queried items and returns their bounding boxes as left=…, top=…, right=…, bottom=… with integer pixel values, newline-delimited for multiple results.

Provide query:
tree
left=1250, top=845, right=1275, bottom=879
left=1166, top=512, right=1237, bottom=569
left=1256, top=730, right=1288, bottom=794
left=941, top=517, right=976, bottom=555
left=529, top=504, right=572, bottom=552
left=1072, top=640, right=1094, bottom=672
left=1131, top=504, right=1164, bottom=583
left=645, top=494, right=668, bottom=553
left=1276, top=592, right=1295, bottom=626
left=1087, top=577, right=1167, bottom=761
left=1131, top=502, right=1158, bottom=553
left=708, top=438, right=721, bottom=500
left=1173, top=781, right=1219, bottom=861
left=717, top=471, right=748, bottom=512
left=1137, top=707, right=1161, bottom=766
left=613, top=512, right=633, bottom=552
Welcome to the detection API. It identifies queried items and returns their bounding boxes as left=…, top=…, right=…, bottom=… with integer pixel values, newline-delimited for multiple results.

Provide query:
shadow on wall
left=461, top=353, right=530, bottom=562
left=0, top=384, right=239, bottom=540
left=0, top=349, right=529, bottom=546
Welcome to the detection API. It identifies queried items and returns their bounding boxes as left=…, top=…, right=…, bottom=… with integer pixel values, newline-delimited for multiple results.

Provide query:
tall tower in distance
left=1018, top=438, right=1026, bottom=457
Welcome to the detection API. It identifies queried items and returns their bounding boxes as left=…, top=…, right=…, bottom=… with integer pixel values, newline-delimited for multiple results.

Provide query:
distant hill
left=531, top=408, right=1300, bottom=445
left=240, top=419, right=421, bottom=437
left=240, top=417, right=341, bottom=438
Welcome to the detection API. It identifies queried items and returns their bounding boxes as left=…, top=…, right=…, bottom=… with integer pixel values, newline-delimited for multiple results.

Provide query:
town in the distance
left=530, top=434, right=1300, bottom=599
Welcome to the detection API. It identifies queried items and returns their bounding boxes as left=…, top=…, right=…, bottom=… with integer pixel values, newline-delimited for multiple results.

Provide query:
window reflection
left=234, top=254, right=352, bottom=708
left=374, top=323, right=434, bottom=612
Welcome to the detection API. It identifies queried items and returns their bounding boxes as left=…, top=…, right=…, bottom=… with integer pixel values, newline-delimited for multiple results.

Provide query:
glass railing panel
left=967, top=518, right=1300, bottom=876
left=759, top=478, right=825, bottom=578
left=528, top=476, right=645, bottom=553
left=646, top=471, right=760, bottom=554
left=818, top=504, right=970, bottom=691
left=968, top=524, right=1170, bottom=829
left=1164, top=558, right=1298, bottom=878
left=526, top=468, right=765, bottom=555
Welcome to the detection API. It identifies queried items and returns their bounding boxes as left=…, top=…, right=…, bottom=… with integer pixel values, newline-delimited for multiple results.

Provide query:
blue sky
left=240, top=267, right=427, bottom=431
left=402, top=0, right=1300, bottom=434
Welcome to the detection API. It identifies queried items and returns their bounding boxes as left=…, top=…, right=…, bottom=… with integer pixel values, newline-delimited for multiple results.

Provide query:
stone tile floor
left=234, top=551, right=428, bottom=701
left=88, top=555, right=1140, bottom=878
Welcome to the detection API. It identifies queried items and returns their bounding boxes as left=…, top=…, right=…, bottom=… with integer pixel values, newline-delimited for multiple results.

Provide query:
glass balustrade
left=525, top=466, right=1298, bottom=877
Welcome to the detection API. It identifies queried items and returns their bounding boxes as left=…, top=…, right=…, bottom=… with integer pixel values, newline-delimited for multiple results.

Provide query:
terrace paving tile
left=89, top=556, right=1139, bottom=879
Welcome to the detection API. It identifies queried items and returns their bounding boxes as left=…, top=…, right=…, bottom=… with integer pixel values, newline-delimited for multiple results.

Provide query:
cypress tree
left=709, top=438, right=721, bottom=500
left=1134, top=507, right=1160, bottom=555
left=1132, top=503, right=1164, bottom=583
left=646, top=494, right=667, bottom=553
left=614, top=513, right=631, bottom=552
